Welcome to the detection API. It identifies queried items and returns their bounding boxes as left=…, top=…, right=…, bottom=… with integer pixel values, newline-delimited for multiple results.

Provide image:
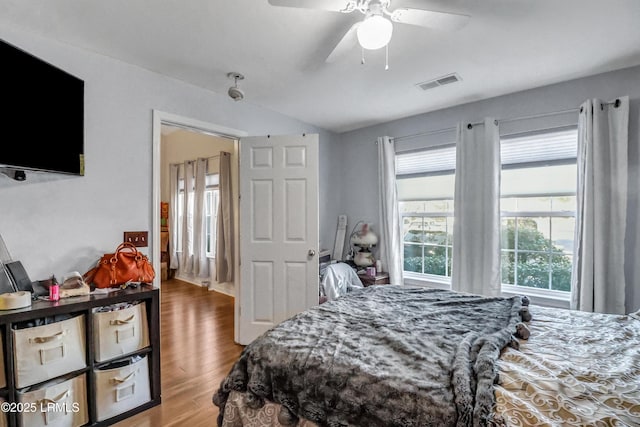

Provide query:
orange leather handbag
left=83, top=242, right=155, bottom=288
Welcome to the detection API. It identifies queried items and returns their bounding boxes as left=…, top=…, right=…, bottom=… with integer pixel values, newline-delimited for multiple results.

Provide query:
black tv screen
left=0, top=39, right=84, bottom=176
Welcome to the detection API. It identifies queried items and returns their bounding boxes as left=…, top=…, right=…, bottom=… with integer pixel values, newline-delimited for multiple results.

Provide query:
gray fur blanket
left=213, top=286, right=522, bottom=427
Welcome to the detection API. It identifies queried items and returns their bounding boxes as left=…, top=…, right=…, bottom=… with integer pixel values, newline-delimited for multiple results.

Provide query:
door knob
left=308, top=249, right=316, bottom=257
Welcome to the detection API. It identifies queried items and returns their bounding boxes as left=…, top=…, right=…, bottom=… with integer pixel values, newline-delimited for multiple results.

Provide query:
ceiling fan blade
left=267, top=0, right=353, bottom=12
left=325, top=22, right=360, bottom=63
left=390, top=8, right=470, bottom=31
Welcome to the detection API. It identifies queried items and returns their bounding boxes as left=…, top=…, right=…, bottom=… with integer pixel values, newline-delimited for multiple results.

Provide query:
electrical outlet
left=124, top=231, right=148, bottom=247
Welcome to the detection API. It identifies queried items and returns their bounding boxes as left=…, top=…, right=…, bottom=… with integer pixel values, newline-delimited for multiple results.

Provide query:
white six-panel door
left=238, top=134, right=319, bottom=345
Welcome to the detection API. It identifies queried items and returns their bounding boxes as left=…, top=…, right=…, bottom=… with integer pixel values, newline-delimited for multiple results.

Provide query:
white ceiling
left=2, top=0, right=639, bottom=133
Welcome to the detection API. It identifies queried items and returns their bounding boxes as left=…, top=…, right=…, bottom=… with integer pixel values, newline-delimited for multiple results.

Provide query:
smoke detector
left=227, top=72, right=245, bottom=101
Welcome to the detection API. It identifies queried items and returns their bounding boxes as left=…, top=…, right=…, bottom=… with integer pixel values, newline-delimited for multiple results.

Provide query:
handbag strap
left=115, top=242, right=139, bottom=255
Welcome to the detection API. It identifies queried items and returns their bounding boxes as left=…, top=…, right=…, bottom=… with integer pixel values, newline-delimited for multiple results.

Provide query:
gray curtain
left=216, top=152, right=234, bottom=283
left=452, top=118, right=501, bottom=296
left=180, top=160, right=194, bottom=274
left=376, top=136, right=403, bottom=285
left=571, top=97, right=629, bottom=314
left=193, top=158, right=209, bottom=278
left=168, top=164, right=180, bottom=270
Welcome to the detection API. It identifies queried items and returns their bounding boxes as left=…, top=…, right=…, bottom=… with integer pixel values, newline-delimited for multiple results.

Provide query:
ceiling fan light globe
left=357, top=15, right=393, bottom=50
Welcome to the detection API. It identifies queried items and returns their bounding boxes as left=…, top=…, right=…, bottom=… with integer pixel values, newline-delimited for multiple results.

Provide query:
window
left=500, top=195, right=575, bottom=292
left=397, top=145, right=455, bottom=282
left=401, top=200, right=454, bottom=278
left=397, top=127, right=577, bottom=295
left=500, top=128, right=577, bottom=294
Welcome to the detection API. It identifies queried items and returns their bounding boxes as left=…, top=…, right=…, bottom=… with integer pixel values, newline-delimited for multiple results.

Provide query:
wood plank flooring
left=114, top=279, right=244, bottom=427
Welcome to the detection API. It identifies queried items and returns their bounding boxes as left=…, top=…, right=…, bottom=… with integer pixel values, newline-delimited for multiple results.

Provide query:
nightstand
left=359, top=272, right=390, bottom=287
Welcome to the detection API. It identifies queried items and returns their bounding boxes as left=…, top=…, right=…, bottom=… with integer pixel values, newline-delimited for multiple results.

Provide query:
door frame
left=151, top=110, right=247, bottom=342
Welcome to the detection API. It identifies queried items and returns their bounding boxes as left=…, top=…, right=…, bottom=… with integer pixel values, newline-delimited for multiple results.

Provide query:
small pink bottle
left=49, top=284, right=60, bottom=301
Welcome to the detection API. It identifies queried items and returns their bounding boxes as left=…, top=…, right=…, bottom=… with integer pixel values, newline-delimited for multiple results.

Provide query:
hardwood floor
left=114, top=279, right=244, bottom=427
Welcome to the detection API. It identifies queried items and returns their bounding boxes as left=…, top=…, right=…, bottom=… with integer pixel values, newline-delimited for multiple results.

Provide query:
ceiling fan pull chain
left=385, top=44, right=389, bottom=70
left=361, top=47, right=366, bottom=65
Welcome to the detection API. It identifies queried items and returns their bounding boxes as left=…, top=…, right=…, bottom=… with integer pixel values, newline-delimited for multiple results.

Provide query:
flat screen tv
left=0, top=38, right=84, bottom=178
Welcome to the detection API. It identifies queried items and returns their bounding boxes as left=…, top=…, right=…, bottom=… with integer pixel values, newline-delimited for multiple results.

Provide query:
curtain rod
left=169, top=151, right=230, bottom=166
left=393, top=108, right=576, bottom=142
left=162, top=122, right=239, bottom=140
left=393, top=99, right=620, bottom=142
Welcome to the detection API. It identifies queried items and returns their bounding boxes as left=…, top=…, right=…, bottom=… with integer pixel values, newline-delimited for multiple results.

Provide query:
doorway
left=151, top=110, right=246, bottom=340
left=152, top=111, right=320, bottom=345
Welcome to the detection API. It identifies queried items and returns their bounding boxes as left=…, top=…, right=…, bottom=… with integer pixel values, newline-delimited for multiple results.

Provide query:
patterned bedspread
left=495, top=305, right=640, bottom=426
left=213, top=286, right=523, bottom=427
left=214, top=287, right=640, bottom=427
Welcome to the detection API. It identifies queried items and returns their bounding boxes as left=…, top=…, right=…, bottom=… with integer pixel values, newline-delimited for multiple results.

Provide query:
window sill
left=403, top=272, right=451, bottom=290
left=402, top=273, right=571, bottom=309
left=501, top=284, right=570, bottom=309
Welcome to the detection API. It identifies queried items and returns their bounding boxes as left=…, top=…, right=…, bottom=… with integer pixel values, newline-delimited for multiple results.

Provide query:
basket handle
left=29, top=330, right=67, bottom=344
left=38, top=389, right=70, bottom=406
left=111, top=369, right=138, bottom=384
left=109, top=315, right=136, bottom=325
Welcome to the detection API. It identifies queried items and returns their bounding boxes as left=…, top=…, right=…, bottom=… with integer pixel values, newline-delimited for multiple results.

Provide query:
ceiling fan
left=267, top=0, right=470, bottom=63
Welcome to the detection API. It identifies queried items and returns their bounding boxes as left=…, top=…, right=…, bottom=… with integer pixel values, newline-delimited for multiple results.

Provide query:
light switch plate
left=124, top=231, right=148, bottom=247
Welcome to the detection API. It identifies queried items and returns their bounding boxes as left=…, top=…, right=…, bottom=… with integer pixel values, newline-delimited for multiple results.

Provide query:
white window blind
left=501, top=128, right=577, bottom=167
left=206, top=174, right=219, bottom=187
left=396, top=127, right=577, bottom=177
left=396, top=145, right=455, bottom=176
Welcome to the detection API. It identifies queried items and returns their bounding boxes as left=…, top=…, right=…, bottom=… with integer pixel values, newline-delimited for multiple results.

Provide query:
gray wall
left=2, top=22, right=637, bottom=311
left=0, top=25, right=341, bottom=281
left=338, top=65, right=640, bottom=312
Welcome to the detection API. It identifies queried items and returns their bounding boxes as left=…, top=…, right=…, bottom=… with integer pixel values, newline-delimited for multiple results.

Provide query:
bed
left=212, top=285, right=640, bottom=427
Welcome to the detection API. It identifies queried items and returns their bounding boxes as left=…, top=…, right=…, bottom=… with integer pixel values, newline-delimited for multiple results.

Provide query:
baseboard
left=171, top=275, right=234, bottom=297
left=172, top=275, right=205, bottom=287
left=208, top=282, right=234, bottom=297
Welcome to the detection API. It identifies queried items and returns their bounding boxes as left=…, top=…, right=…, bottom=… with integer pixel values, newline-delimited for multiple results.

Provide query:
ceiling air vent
left=416, top=73, right=462, bottom=91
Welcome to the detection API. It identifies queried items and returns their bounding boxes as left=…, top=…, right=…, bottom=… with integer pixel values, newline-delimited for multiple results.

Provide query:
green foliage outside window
left=404, top=219, right=572, bottom=291
left=501, top=219, right=571, bottom=291
left=404, top=246, right=450, bottom=276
